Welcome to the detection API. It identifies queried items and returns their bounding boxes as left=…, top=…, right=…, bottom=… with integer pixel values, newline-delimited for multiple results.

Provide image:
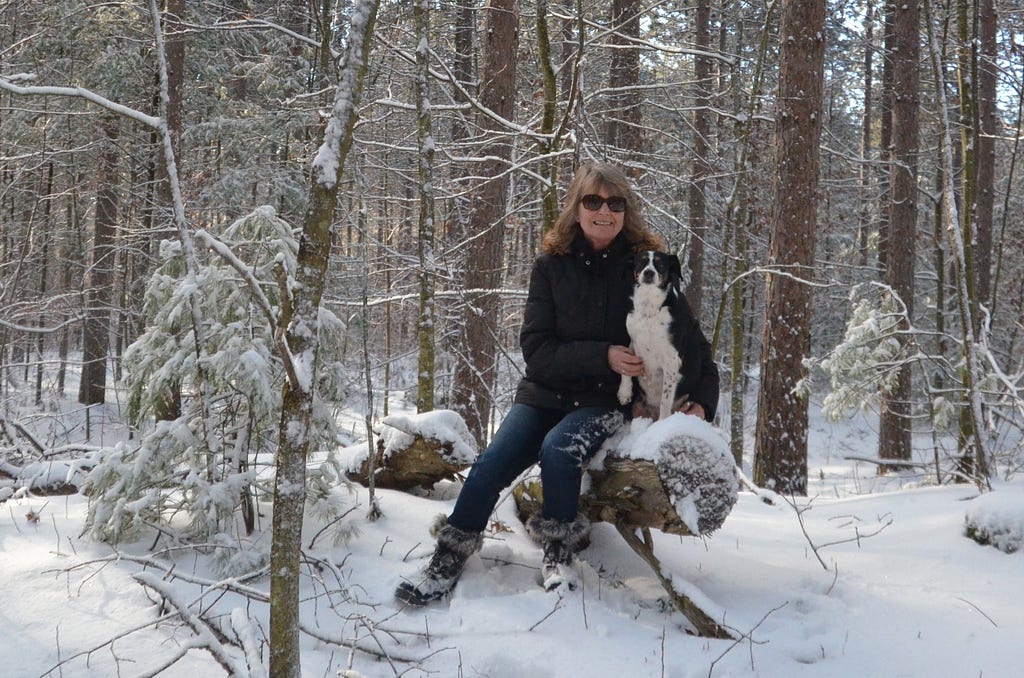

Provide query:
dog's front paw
left=616, top=375, right=632, bottom=405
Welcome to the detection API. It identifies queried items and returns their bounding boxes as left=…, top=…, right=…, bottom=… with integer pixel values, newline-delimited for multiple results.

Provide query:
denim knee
left=448, top=404, right=559, bottom=532
left=537, top=408, right=623, bottom=521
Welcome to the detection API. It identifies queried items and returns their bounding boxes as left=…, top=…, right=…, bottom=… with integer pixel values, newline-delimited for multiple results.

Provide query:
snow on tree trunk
left=268, top=2, right=380, bottom=676
left=414, top=0, right=437, bottom=413
left=752, top=0, right=825, bottom=496
left=923, top=1, right=990, bottom=486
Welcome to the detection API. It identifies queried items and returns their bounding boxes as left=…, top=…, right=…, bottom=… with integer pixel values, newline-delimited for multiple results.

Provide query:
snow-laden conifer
left=84, top=207, right=349, bottom=553
left=818, top=284, right=908, bottom=420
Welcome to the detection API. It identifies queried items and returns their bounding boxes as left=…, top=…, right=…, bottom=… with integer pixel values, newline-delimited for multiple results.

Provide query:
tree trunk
left=536, top=0, right=563, bottom=233
left=452, top=0, right=519, bottom=446
left=857, top=1, right=875, bottom=268
left=605, top=0, right=643, bottom=154
left=976, top=0, right=996, bottom=312
left=151, top=0, right=185, bottom=422
left=414, top=0, right=436, bottom=413
left=712, top=0, right=775, bottom=465
left=923, top=0, right=989, bottom=486
left=35, top=160, right=54, bottom=406
left=78, top=115, right=121, bottom=407
left=752, top=0, right=825, bottom=496
left=268, top=2, right=380, bottom=676
left=877, top=0, right=919, bottom=466
left=685, top=0, right=712, bottom=312
left=876, top=1, right=894, bottom=274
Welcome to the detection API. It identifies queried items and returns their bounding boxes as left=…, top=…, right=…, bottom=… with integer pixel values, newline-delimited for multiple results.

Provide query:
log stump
left=347, top=410, right=476, bottom=491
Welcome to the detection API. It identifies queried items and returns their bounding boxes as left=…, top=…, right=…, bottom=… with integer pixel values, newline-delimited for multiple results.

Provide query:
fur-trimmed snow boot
left=525, top=514, right=591, bottom=592
left=395, top=515, right=483, bottom=607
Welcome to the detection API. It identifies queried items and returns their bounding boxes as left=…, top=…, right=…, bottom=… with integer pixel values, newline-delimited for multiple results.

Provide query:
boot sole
left=394, top=581, right=445, bottom=607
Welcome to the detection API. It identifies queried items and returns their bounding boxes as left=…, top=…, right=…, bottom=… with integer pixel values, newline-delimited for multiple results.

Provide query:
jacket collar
left=571, top=231, right=630, bottom=258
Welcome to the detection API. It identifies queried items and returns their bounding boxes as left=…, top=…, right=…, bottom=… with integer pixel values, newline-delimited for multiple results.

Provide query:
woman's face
left=576, top=184, right=625, bottom=251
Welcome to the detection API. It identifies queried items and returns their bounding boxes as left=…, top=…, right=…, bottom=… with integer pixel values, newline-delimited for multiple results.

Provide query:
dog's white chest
left=625, top=286, right=675, bottom=359
left=627, top=304, right=678, bottom=380
left=622, top=286, right=683, bottom=418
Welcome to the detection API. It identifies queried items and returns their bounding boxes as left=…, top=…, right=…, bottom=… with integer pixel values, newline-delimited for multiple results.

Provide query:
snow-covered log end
left=344, top=409, right=477, bottom=491
left=607, top=415, right=738, bottom=536
left=964, top=491, right=1024, bottom=554
left=379, top=409, right=477, bottom=466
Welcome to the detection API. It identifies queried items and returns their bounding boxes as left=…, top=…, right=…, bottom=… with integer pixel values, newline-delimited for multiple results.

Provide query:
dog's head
left=632, top=251, right=682, bottom=294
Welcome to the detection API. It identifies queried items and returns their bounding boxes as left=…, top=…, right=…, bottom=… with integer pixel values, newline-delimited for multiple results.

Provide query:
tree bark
left=452, top=0, right=519, bottom=446
left=150, top=0, right=185, bottom=421
left=752, top=0, right=825, bottom=496
left=605, top=0, right=643, bottom=155
left=976, top=0, right=996, bottom=311
left=78, top=115, right=121, bottom=406
left=877, top=0, right=919, bottom=466
left=268, top=1, right=380, bottom=675
left=414, top=0, right=437, bottom=413
left=876, top=1, right=894, bottom=274
left=857, top=1, right=875, bottom=268
left=686, top=0, right=712, bottom=312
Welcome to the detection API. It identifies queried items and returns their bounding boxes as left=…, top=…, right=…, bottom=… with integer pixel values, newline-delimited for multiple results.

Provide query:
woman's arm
left=519, top=259, right=616, bottom=381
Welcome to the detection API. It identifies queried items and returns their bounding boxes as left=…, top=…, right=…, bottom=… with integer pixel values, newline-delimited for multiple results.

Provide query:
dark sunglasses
left=579, top=194, right=627, bottom=213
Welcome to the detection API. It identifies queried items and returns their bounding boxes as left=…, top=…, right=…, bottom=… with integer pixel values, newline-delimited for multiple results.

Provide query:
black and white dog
left=617, top=251, right=689, bottom=420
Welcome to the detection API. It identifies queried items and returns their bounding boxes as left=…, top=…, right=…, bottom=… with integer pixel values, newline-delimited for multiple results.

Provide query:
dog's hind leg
left=658, top=371, right=674, bottom=420
left=658, top=354, right=683, bottom=420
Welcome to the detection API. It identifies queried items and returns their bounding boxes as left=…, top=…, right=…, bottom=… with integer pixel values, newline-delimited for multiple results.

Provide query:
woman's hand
left=608, top=345, right=644, bottom=377
left=678, top=401, right=706, bottom=420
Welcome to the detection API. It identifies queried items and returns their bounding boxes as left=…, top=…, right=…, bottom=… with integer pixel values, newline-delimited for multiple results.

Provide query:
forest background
left=1, top=0, right=1023, bottom=676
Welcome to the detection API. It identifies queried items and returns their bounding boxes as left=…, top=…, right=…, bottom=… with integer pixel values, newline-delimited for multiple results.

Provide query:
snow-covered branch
left=0, top=76, right=161, bottom=128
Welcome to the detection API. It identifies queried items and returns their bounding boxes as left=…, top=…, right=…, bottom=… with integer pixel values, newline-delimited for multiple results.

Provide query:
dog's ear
left=666, top=253, right=683, bottom=298
left=669, top=254, right=683, bottom=283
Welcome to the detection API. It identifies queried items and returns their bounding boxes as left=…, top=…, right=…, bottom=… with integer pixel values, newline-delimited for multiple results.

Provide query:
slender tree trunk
left=686, top=0, right=712, bottom=312
left=267, top=2, right=380, bottom=676
left=950, top=0, right=983, bottom=473
left=414, top=0, right=436, bottom=412
left=452, top=0, right=519, bottom=446
left=536, top=0, right=562, bottom=233
left=877, top=1, right=894, bottom=274
left=923, top=0, right=989, bottom=487
left=151, top=0, right=185, bottom=421
left=857, top=1, right=875, bottom=268
left=975, top=0, right=996, bottom=311
left=35, top=160, right=54, bottom=406
left=711, top=0, right=774, bottom=465
left=447, top=0, right=476, bottom=244
left=605, top=0, right=642, bottom=154
left=877, top=0, right=919, bottom=466
left=752, top=0, right=825, bottom=496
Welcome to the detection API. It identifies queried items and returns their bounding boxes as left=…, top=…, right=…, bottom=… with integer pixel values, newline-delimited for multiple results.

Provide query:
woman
left=395, top=162, right=720, bottom=605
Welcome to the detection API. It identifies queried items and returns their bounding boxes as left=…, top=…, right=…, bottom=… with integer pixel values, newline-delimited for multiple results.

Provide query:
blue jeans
left=448, top=404, right=625, bottom=533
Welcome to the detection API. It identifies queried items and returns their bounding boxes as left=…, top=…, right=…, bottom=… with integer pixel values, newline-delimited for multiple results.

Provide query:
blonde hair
left=542, top=162, right=664, bottom=255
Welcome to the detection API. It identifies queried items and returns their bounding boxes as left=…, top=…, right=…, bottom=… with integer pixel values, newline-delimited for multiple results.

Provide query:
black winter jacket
left=514, top=233, right=720, bottom=421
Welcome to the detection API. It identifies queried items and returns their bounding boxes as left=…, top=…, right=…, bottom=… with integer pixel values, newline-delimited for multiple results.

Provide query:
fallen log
left=346, top=410, right=476, bottom=491
left=514, top=414, right=738, bottom=537
left=513, top=414, right=739, bottom=638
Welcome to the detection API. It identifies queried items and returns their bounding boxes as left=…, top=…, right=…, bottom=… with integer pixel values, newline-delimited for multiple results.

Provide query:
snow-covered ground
left=1, top=397, right=1022, bottom=677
